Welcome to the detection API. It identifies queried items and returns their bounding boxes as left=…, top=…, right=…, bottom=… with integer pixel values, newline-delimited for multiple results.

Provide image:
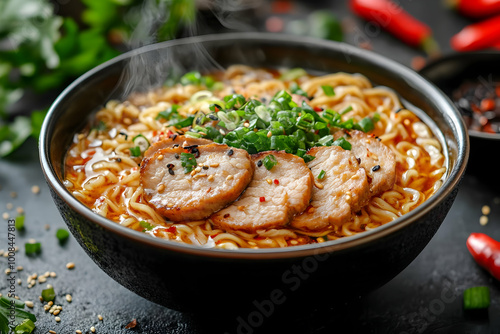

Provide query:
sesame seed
left=257, top=160, right=263, bottom=167
left=66, top=294, right=72, bottom=302
left=48, top=301, right=53, bottom=306
left=290, top=240, right=298, bottom=245
left=90, top=326, right=96, bottom=332
left=267, top=131, right=272, bottom=138
left=98, top=314, right=103, bottom=321
left=314, top=182, right=324, bottom=189
left=45, top=224, right=51, bottom=230
left=480, top=215, right=488, bottom=226
left=50, top=272, right=57, bottom=278
left=226, top=175, right=233, bottom=181
left=17, top=279, right=21, bottom=285
left=207, top=175, right=214, bottom=182
left=49, top=330, right=57, bottom=334
left=6, top=203, right=13, bottom=210
left=76, top=331, right=82, bottom=334
left=55, top=316, right=61, bottom=322
left=38, top=276, right=47, bottom=283
left=190, top=170, right=196, bottom=176
left=371, top=165, right=381, bottom=172
left=28, top=238, right=36, bottom=244
left=25, top=301, right=34, bottom=308
left=482, top=205, right=491, bottom=215
left=47, top=284, right=53, bottom=289
left=227, top=149, right=234, bottom=156
left=307, top=207, right=315, bottom=214
left=167, top=203, right=174, bottom=208
left=209, top=163, right=219, bottom=168
left=44, top=305, right=50, bottom=311
left=53, top=309, right=60, bottom=316
left=194, top=167, right=202, bottom=173
left=16, top=266, right=23, bottom=271
left=39, top=296, right=43, bottom=302
left=266, top=179, right=272, bottom=184
left=31, top=185, right=40, bottom=194
left=157, top=184, right=165, bottom=193
left=2, top=212, right=9, bottom=220
left=5, top=268, right=11, bottom=275
left=157, top=154, right=164, bottom=161
left=193, top=173, right=207, bottom=179
left=237, top=206, right=245, bottom=211
left=66, top=262, right=75, bottom=270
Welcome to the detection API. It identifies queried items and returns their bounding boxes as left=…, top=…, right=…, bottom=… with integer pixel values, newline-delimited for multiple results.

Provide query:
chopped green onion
left=132, top=134, right=150, bottom=152
left=280, top=68, right=307, bottom=81
left=156, top=105, right=179, bottom=120
left=318, top=170, right=326, bottom=180
left=356, top=117, right=375, bottom=132
left=139, top=221, right=155, bottom=231
left=302, top=154, right=315, bottom=163
left=41, top=287, right=56, bottom=302
left=15, top=215, right=25, bottom=230
left=332, top=137, right=352, bottom=150
left=289, top=82, right=308, bottom=97
left=129, top=146, right=141, bottom=157
left=180, top=153, right=197, bottom=173
left=254, top=105, right=272, bottom=123
left=464, top=286, right=490, bottom=310
left=190, top=90, right=213, bottom=103
left=262, top=154, right=278, bottom=170
left=340, top=105, right=353, bottom=115
left=14, top=318, right=36, bottom=334
left=25, top=242, right=41, bottom=255
left=0, top=296, right=25, bottom=309
left=56, top=228, right=70, bottom=243
left=318, top=135, right=333, bottom=146
left=169, top=116, right=194, bottom=129
left=321, top=85, right=335, bottom=96
left=180, top=71, right=202, bottom=85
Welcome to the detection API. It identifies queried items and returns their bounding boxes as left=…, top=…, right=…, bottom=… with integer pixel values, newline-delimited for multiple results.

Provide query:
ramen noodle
left=64, top=65, right=446, bottom=249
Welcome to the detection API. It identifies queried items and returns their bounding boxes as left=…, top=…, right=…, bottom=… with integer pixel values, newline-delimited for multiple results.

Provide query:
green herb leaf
left=180, top=152, right=197, bottom=173
left=156, top=105, right=179, bottom=120
left=321, top=85, right=335, bottom=96
left=129, top=146, right=141, bottom=157
left=56, top=228, right=70, bottom=243
left=318, top=170, right=326, bottom=180
left=169, top=116, right=194, bottom=129
left=41, top=287, right=56, bottom=302
left=14, top=318, right=35, bottom=334
left=263, top=154, right=278, bottom=171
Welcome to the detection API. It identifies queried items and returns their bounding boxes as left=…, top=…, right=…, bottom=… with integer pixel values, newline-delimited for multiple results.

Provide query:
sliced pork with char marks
left=211, top=151, right=314, bottom=233
left=140, top=144, right=253, bottom=221
left=336, top=130, right=396, bottom=196
left=144, top=135, right=212, bottom=158
left=291, top=146, right=370, bottom=232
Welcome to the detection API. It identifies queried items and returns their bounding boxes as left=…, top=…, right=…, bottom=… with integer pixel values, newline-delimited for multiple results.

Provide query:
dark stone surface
left=1, top=0, right=499, bottom=333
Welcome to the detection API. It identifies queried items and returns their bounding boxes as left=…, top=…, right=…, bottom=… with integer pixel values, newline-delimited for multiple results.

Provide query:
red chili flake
left=480, top=98, right=495, bottom=111
left=224, top=213, right=230, bottom=218
left=274, top=179, right=279, bottom=185
left=259, top=197, right=266, bottom=202
left=166, top=225, right=176, bottom=233
left=483, top=123, right=496, bottom=133
left=313, top=106, right=323, bottom=112
left=214, top=106, right=219, bottom=112
left=210, top=233, right=219, bottom=239
left=125, top=319, right=137, bottom=329
left=166, top=130, right=174, bottom=137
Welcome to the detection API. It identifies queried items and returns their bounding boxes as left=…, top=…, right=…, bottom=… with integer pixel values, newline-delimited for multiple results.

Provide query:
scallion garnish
left=56, top=228, right=70, bottom=243
left=180, top=152, right=197, bottom=173
left=25, top=242, right=41, bottom=255
left=280, top=68, right=307, bottom=81
left=262, top=154, right=278, bottom=170
left=139, top=221, right=155, bottom=231
left=169, top=116, right=194, bottom=129
left=132, top=134, right=150, bottom=152
left=156, top=105, right=179, bottom=120
left=318, top=170, right=326, bottom=180
left=321, top=85, right=335, bottom=96
left=41, top=287, right=56, bottom=302
left=129, top=146, right=141, bottom=157
left=464, top=286, right=490, bottom=310
left=15, top=215, right=25, bottom=230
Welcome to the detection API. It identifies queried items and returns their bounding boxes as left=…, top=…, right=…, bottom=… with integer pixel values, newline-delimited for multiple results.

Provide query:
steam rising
left=118, top=0, right=263, bottom=99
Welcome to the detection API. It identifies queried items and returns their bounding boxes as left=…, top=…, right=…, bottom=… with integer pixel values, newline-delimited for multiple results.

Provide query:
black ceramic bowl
left=39, top=33, right=468, bottom=313
left=419, top=51, right=500, bottom=175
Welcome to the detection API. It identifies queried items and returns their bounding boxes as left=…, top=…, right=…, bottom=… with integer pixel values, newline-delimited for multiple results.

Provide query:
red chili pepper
left=466, top=233, right=500, bottom=281
left=259, top=196, right=266, bottom=202
left=349, top=0, right=439, bottom=55
left=449, top=0, right=500, bottom=19
left=450, top=15, right=500, bottom=52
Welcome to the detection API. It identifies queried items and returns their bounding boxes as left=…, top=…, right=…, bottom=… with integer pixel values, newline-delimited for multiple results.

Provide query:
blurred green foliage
left=0, top=0, right=195, bottom=157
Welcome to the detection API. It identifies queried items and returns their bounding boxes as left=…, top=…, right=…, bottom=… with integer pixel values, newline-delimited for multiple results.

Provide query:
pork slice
left=140, top=144, right=254, bottom=221
left=337, top=130, right=396, bottom=196
left=211, top=151, right=314, bottom=233
left=144, top=135, right=213, bottom=158
left=291, top=146, right=370, bottom=232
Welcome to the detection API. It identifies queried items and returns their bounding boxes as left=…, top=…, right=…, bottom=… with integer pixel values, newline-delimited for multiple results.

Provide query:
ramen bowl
left=39, top=33, right=468, bottom=313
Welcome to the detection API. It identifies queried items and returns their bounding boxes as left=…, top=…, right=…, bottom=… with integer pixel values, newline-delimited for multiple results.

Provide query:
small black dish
left=419, top=51, right=500, bottom=176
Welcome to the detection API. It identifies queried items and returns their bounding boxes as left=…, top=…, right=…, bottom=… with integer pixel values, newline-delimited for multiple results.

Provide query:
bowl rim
left=419, top=50, right=500, bottom=140
left=39, top=32, right=469, bottom=260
